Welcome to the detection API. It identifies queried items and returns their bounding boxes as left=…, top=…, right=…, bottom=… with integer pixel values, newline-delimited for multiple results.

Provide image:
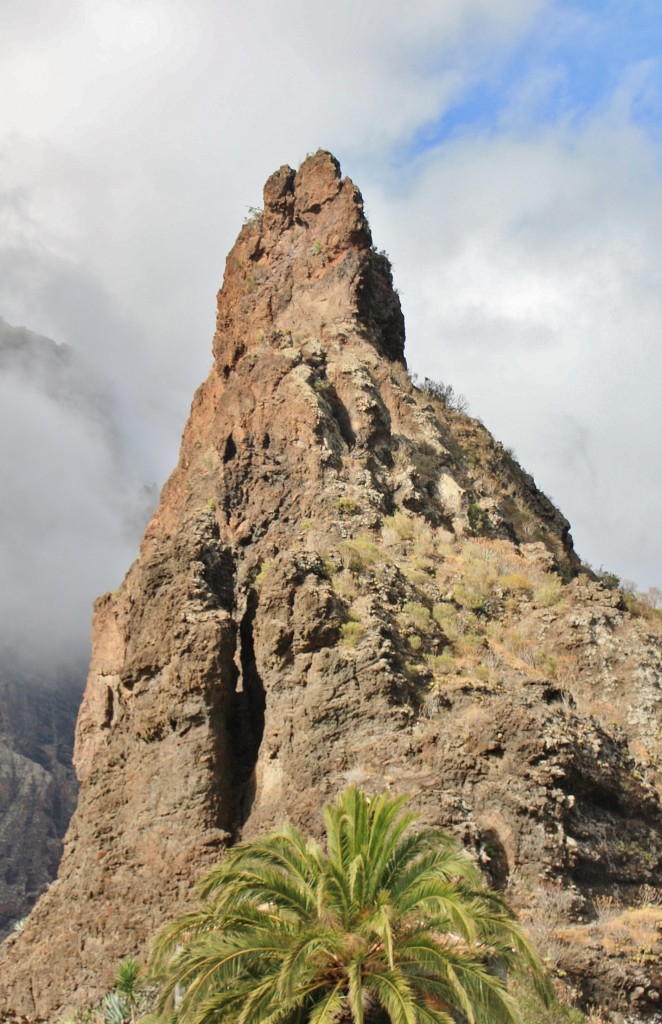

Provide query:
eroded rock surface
left=2, top=151, right=660, bottom=1021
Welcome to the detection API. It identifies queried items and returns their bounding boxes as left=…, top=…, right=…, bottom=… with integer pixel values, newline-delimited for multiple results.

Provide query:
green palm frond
left=363, top=967, right=417, bottom=1024
left=346, top=956, right=366, bottom=1024
left=277, top=928, right=345, bottom=1000
left=413, top=1001, right=455, bottom=1024
left=306, top=982, right=345, bottom=1024
left=149, top=787, right=550, bottom=1024
left=367, top=899, right=395, bottom=967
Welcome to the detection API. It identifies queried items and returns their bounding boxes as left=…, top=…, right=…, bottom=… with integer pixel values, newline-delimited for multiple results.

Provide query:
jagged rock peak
left=213, top=150, right=406, bottom=367
left=2, top=151, right=661, bottom=1023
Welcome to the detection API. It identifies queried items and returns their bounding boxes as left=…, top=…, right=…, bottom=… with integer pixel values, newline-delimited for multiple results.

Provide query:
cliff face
left=2, top=151, right=660, bottom=1020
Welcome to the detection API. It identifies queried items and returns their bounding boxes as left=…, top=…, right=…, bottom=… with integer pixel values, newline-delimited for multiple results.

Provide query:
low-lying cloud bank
left=0, top=318, right=156, bottom=680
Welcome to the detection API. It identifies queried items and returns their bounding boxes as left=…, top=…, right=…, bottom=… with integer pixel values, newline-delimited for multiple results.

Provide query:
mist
left=0, top=319, right=156, bottom=680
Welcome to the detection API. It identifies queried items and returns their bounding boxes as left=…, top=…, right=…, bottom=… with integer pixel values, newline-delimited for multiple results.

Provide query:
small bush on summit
left=243, top=205, right=263, bottom=228
left=410, top=373, right=469, bottom=413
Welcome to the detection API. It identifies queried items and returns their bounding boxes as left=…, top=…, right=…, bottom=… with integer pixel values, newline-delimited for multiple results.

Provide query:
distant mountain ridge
left=0, top=670, right=80, bottom=937
left=0, top=317, right=108, bottom=422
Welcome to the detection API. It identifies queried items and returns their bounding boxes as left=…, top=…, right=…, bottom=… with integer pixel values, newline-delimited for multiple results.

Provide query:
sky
left=0, top=0, right=661, bottom=678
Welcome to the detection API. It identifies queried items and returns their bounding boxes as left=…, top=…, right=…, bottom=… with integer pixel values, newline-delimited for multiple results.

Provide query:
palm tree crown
left=150, top=787, right=550, bottom=1024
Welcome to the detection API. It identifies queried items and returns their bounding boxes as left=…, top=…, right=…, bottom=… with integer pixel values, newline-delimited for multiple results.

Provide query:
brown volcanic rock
left=2, top=151, right=661, bottom=1019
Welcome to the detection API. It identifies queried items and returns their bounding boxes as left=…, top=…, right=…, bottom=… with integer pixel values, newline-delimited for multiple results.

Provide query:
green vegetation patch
left=382, top=511, right=416, bottom=541
left=401, top=600, right=434, bottom=633
left=534, top=574, right=564, bottom=608
left=340, top=620, right=363, bottom=646
left=336, top=496, right=361, bottom=515
left=500, top=572, right=534, bottom=596
left=338, top=536, right=383, bottom=572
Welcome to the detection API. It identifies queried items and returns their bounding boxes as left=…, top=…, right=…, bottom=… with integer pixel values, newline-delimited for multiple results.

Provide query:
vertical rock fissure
left=228, top=590, right=265, bottom=832
left=325, top=386, right=356, bottom=449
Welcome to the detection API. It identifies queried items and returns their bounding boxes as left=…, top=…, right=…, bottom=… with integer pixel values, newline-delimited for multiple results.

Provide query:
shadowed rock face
left=2, top=151, right=660, bottom=1020
left=0, top=673, right=80, bottom=937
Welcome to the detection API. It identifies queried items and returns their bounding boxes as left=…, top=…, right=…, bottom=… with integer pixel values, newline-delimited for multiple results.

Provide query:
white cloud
left=369, top=96, right=662, bottom=586
left=0, top=320, right=154, bottom=676
left=0, top=0, right=661, bottom=682
left=0, top=0, right=547, bottom=447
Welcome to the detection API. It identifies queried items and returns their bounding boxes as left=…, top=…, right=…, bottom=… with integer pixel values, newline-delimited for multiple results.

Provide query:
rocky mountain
left=1, top=151, right=660, bottom=1021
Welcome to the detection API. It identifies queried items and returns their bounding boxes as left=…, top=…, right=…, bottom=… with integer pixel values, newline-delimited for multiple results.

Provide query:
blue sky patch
left=399, top=0, right=662, bottom=165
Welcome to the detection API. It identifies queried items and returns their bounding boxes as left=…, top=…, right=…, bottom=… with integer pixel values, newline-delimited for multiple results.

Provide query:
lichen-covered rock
left=1, top=151, right=660, bottom=1020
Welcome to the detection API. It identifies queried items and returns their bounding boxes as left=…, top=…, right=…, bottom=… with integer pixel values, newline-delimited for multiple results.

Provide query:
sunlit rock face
left=2, top=152, right=660, bottom=1021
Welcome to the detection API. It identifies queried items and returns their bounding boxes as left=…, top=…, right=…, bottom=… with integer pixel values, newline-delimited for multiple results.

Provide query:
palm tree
left=116, top=957, right=142, bottom=1024
left=150, top=787, right=550, bottom=1024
